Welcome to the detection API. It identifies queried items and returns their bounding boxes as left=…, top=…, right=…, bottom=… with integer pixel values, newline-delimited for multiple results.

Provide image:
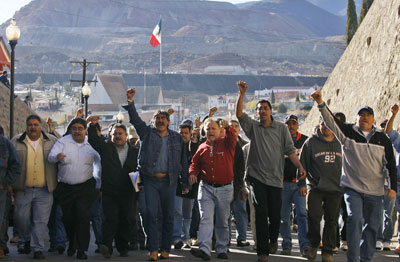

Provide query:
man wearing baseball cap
left=280, top=115, right=310, bottom=257
left=311, top=91, right=397, bottom=262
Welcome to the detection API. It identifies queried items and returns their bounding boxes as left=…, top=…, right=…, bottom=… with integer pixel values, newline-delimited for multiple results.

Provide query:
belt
left=154, top=173, right=167, bottom=178
left=204, top=181, right=231, bottom=188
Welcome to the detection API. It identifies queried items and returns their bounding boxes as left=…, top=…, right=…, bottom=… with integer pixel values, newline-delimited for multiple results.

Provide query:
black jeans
left=248, top=176, right=282, bottom=256
left=55, top=178, right=97, bottom=252
left=307, top=189, right=342, bottom=254
left=102, top=192, right=135, bottom=253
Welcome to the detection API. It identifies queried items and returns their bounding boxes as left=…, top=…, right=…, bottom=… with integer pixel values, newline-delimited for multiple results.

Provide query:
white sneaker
left=341, top=241, right=348, bottom=251
left=383, top=242, right=391, bottom=251
left=376, top=240, right=383, bottom=250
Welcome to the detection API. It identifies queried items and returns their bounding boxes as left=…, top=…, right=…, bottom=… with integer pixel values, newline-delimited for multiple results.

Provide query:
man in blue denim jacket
left=0, top=125, right=21, bottom=258
left=123, top=88, right=189, bottom=261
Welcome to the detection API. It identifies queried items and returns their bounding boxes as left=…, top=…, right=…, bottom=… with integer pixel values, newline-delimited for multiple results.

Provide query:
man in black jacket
left=87, top=116, right=139, bottom=258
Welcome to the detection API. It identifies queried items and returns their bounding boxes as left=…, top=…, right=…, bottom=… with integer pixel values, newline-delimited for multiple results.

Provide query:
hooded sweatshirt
left=298, top=129, right=343, bottom=193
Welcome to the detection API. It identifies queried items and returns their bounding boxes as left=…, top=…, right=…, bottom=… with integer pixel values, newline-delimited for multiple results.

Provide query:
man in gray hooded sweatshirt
left=299, top=118, right=342, bottom=262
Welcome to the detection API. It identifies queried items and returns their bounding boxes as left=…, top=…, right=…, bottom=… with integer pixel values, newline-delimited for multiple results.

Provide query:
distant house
left=0, top=37, right=11, bottom=71
left=255, top=85, right=317, bottom=102
left=88, top=73, right=164, bottom=113
left=208, top=94, right=237, bottom=111
left=204, top=65, right=245, bottom=75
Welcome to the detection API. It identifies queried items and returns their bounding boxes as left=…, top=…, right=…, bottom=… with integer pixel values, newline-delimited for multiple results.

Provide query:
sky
left=0, top=0, right=259, bottom=24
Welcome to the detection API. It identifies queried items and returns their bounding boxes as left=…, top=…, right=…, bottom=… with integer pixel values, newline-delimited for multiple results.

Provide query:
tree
left=270, top=90, right=275, bottom=104
left=359, top=0, right=374, bottom=25
left=277, top=103, right=287, bottom=114
left=346, top=0, right=358, bottom=46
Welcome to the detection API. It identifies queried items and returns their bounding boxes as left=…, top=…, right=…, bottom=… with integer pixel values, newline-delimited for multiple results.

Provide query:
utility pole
left=69, top=59, right=99, bottom=104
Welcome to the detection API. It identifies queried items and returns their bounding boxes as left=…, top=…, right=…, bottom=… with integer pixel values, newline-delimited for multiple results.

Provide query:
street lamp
left=116, top=111, right=124, bottom=123
left=6, top=18, right=21, bottom=139
left=82, top=81, right=91, bottom=118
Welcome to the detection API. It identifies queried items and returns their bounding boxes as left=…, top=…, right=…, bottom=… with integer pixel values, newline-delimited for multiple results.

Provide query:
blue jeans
left=48, top=203, right=67, bottom=248
left=173, top=196, right=194, bottom=243
left=15, top=187, right=53, bottom=252
left=91, top=195, right=104, bottom=245
left=198, top=182, right=233, bottom=256
left=280, top=181, right=309, bottom=251
left=377, top=194, right=395, bottom=243
left=344, top=188, right=383, bottom=262
left=143, top=176, right=176, bottom=253
left=231, top=191, right=248, bottom=241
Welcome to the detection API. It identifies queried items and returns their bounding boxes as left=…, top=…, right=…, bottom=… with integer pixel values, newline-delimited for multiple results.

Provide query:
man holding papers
left=87, top=117, right=139, bottom=259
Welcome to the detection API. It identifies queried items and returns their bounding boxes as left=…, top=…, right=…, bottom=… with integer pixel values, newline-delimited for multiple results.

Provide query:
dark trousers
left=307, top=189, right=342, bottom=254
left=102, top=193, right=135, bottom=253
left=129, top=197, right=145, bottom=246
left=55, top=178, right=97, bottom=252
left=190, top=198, right=200, bottom=239
left=248, top=176, right=282, bottom=256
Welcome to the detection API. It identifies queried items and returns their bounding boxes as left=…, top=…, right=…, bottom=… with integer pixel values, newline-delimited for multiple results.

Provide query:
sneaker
left=217, top=253, right=228, bottom=259
left=99, top=244, right=111, bottom=259
left=341, top=241, right=348, bottom=251
left=183, top=243, right=191, bottom=249
left=280, top=248, right=291, bottom=255
left=332, top=247, right=339, bottom=254
left=33, top=251, right=45, bottom=259
left=237, top=240, right=250, bottom=247
left=395, top=244, right=400, bottom=254
left=269, top=242, right=278, bottom=254
left=383, top=242, right=391, bottom=251
left=174, top=240, right=184, bottom=250
left=190, top=248, right=211, bottom=261
left=321, top=253, right=333, bottom=262
left=376, top=240, right=383, bottom=251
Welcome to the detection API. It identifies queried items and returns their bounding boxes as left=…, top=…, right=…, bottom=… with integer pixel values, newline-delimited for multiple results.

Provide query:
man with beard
left=124, top=88, right=189, bottom=261
left=11, top=115, right=58, bottom=259
left=299, top=118, right=343, bottom=262
left=87, top=116, right=139, bottom=258
left=236, top=81, right=306, bottom=262
left=48, top=118, right=101, bottom=260
left=280, top=114, right=309, bottom=256
left=311, top=90, right=397, bottom=262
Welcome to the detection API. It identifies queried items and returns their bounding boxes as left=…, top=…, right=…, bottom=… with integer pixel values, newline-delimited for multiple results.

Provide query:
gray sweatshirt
left=299, top=129, right=343, bottom=193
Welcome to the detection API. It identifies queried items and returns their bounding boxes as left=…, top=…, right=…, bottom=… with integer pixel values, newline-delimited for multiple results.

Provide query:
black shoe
left=24, top=241, right=31, bottom=254
left=237, top=240, right=250, bottom=247
left=139, top=242, right=146, bottom=250
left=33, top=251, right=45, bottom=259
left=217, top=253, right=228, bottom=259
left=99, top=244, right=111, bottom=259
left=175, top=240, right=184, bottom=250
left=128, top=243, right=138, bottom=251
left=120, top=250, right=129, bottom=257
left=76, top=250, right=88, bottom=260
left=190, top=248, right=211, bottom=261
left=67, top=248, right=76, bottom=256
left=57, top=246, right=65, bottom=254
left=269, top=242, right=278, bottom=254
left=48, top=246, right=57, bottom=252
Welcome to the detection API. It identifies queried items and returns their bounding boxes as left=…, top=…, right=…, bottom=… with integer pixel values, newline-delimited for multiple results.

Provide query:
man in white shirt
left=48, top=118, right=101, bottom=260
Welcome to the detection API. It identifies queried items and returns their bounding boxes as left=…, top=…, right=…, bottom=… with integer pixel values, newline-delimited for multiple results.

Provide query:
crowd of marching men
left=0, top=81, right=398, bottom=262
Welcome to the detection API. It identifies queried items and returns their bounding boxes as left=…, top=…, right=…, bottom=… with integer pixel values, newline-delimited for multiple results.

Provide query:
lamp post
left=6, top=18, right=21, bottom=139
left=116, top=111, right=124, bottom=123
left=81, top=82, right=91, bottom=118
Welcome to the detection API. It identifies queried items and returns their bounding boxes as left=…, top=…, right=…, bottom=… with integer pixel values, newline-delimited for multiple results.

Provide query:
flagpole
left=160, top=32, right=162, bottom=74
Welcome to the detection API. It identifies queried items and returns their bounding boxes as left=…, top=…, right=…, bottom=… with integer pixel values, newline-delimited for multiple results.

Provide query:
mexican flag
left=149, top=18, right=162, bottom=47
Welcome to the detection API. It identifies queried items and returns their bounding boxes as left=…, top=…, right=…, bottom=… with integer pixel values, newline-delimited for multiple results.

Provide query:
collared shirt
left=116, top=142, right=129, bottom=167
left=154, top=135, right=169, bottom=173
left=238, top=113, right=296, bottom=188
left=48, top=135, right=101, bottom=185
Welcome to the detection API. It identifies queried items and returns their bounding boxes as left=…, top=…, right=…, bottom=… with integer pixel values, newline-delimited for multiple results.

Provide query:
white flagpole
left=160, top=32, right=162, bottom=74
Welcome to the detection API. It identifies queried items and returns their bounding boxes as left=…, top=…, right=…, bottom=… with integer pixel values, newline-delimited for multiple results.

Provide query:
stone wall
left=300, top=0, right=400, bottom=135
left=0, top=83, right=38, bottom=138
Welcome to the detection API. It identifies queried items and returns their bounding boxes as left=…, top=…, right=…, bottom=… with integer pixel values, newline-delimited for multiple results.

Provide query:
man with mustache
left=311, top=90, right=397, bottom=262
left=124, top=88, right=189, bottom=261
left=48, top=118, right=101, bottom=260
left=11, top=115, right=59, bottom=260
left=280, top=114, right=309, bottom=257
left=87, top=116, right=139, bottom=258
left=235, top=81, right=306, bottom=262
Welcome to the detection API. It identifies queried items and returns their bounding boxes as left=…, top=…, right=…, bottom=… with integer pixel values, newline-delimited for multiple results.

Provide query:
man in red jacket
left=189, top=118, right=236, bottom=261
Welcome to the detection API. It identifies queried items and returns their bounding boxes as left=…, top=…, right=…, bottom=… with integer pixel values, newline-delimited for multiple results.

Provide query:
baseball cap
left=285, top=114, right=298, bottom=124
left=357, top=106, right=374, bottom=116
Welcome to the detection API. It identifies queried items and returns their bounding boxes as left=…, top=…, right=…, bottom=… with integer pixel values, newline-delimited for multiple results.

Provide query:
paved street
left=1, top=228, right=398, bottom=261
